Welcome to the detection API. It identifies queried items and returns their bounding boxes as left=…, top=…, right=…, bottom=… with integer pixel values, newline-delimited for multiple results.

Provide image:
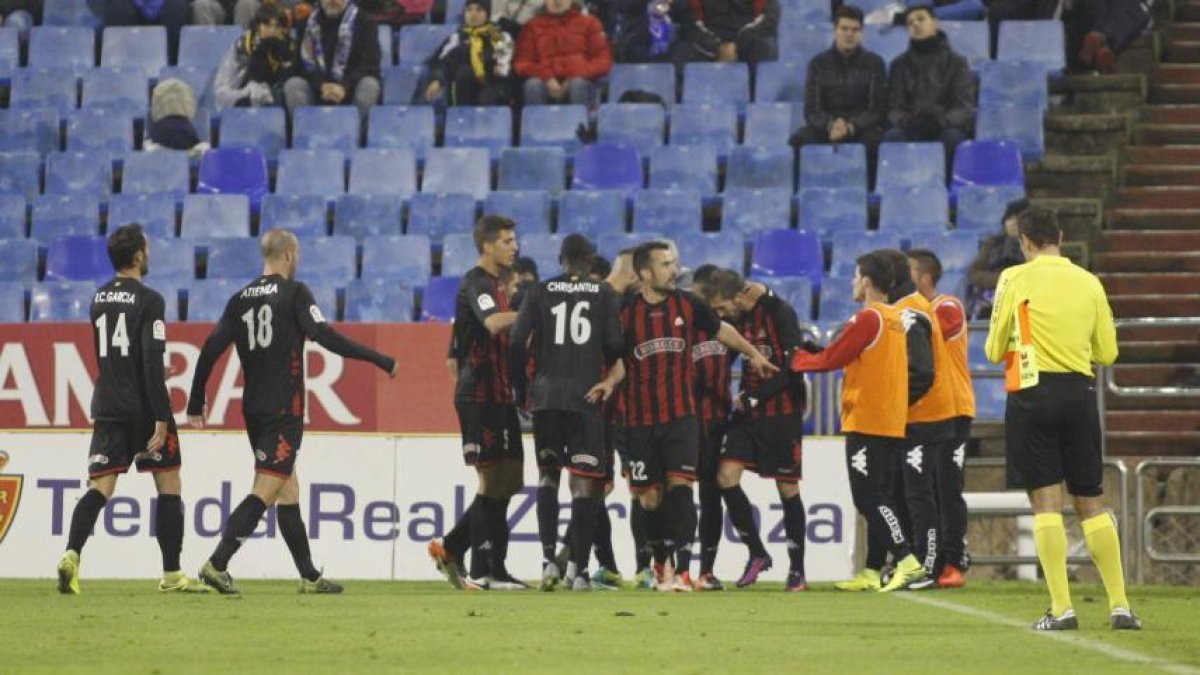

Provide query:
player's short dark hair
left=632, top=241, right=671, bottom=275
left=692, top=264, right=720, bottom=286
left=559, top=233, right=595, bottom=273
left=252, top=2, right=287, bottom=27
left=513, top=256, right=539, bottom=281
left=589, top=255, right=611, bottom=278
left=907, top=248, right=943, bottom=285
left=834, top=4, right=864, bottom=25
left=707, top=269, right=746, bottom=301
left=1018, top=207, right=1061, bottom=249
left=473, top=215, right=515, bottom=253
left=107, top=223, right=146, bottom=271
left=904, top=3, right=936, bottom=21
left=855, top=251, right=894, bottom=293
left=877, top=249, right=911, bottom=294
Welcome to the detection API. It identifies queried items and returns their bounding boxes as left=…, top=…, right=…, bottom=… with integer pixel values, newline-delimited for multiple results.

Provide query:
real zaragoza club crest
left=0, top=450, right=23, bottom=545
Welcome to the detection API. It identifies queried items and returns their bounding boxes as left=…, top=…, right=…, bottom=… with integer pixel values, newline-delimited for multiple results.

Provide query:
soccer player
left=701, top=269, right=813, bottom=592
left=908, top=248, right=973, bottom=588
left=790, top=251, right=925, bottom=593
left=983, top=209, right=1139, bottom=631
left=619, top=241, right=777, bottom=592
left=511, top=234, right=624, bottom=591
left=187, top=229, right=397, bottom=595
left=57, top=224, right=209, bottom=595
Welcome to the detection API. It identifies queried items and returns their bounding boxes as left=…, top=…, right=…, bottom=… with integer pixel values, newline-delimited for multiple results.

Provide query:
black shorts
left=456, top=401, right=524, bottom=467
left=1005, top=373, right=1103, bottom=497
left=697, top=416, right=727, bottom=483
left=624, top=415, right=700, bottom=491
left=245, top=413, right=304, bottom=478
left=88, top=418, right=181, bottom=478
left=533, top=409, right=608, bottom=479
left=723, top=412, right=804, bottom=482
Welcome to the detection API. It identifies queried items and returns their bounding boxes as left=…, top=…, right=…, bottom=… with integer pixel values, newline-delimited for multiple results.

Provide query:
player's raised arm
left=743, top=298, right=803, bottom=404
left=716, top=321, right=779, bottom=379
left=187, top=308, right=236, bottom=427
left=294, top=283, right=397, bottom=376
left=791, top=308, right=881, bottom=373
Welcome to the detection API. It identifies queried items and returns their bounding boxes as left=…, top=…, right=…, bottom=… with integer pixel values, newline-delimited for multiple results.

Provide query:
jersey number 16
left=550, top=300, right=591, bottom=346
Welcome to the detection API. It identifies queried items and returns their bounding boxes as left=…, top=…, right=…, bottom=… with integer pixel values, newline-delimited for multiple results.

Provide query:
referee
left=984, top=208, right=1139, bottom=631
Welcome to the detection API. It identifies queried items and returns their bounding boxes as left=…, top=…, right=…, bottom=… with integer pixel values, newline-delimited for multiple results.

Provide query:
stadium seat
left=9, top=68, right=77, bottom=118
left=181, top=194, right=250, bottom=238
left=45, top=235, right=110, bottom=282
left=979, top=60, right=1049, bottom=110
left=951, top=139, right=1024, bottom=193
left=876, top=142, right=945, bottom=191
left=422, top=148, right=491, bottom=200
left=110, top=193, right=177, bottom=239
left=977, top=102, right=1045, bottom=161
left=974, top=376, right=1006, bottom=419
left=219, top=107, right=286, bottom=161
left=367, top=105, right=436, bottom=156
left=780, top=0, right=828, bottom=25
left=444, top=106, right=512, bottom=158
left=205, top=239, right=263, bottom=279
left=101, top=26, right=167, bottom=77
left=633, top=188, right=702, bottom=238
left=669, top=103, right=738, bottom=157
left=484, top=190, right=552, bottom=234
left=349, top=148, right=417, bottom=197
left=797, top=187, right=868, bottom=235
left=81, top=68, right=148, bottom=118
left=121, top=151, right=189, bottom=200
left=296, top=235, right=356, bottom=284
left=862, top=25, right=908, bottom=65
left=751, top=229, right=823, bottom=285
left=997, top=19, right=1065, bottom=75
left=196, top=147, right=269, bottom=208
left=442, top=232, right=478, bottom=277
left=32, top=194, right=99, bottom=243
left=572, top=142, right=643, bottom=192
left=940, top=271, right=967, bottom=300
left=405, top=192, right=476, bottom=241
left=744, top=103, right=799, bottom=148
left=42, top=0, right=101, bottom=27
left=557, top=190, right=626, bottom=239
left=518, top=233, right=562, bottom=277
left=0, top=194, right=25, bottom=239
left=726, top=145, right=794, bottom=190
left=334, top=194, right=404, bottom=239
left=830, top=230, right=903, bottom=276
left=521, top=104, right=589, bottom=154
left=597, top=103, right=665, bottom=157
left=684, top=63, right=750, bottom=106
left=648, top=145, right=718, bottom=193
left=0, top=27, right=14, bottom=79
left=777, top=23, right=826, bottom=58
left=597, top=231, right=665, bottom=262
left=397, top=24, right=455, bottom=64
left=721, top=187, right=792, bottom=238
left=968, top=328, right=1000, bottom=369
left=379, top=25, right=394, bottom=66
left=260, top=194, right=329, bottom=237
left=941, top=21, right=990, bottom=71
left=608, top=63, right=675, bottom=106
left=345, top=279, right=415, bottom=322
left=45, top=151, right=112, bottom=198
left=906, top=230, right=980, bottom=273
left=677, top=231, right=744, bottom=275
left=421, top=275, right=460, bottom=322
left=304, top=280, right=338, bottom=320
left=0, top=152, right=43, bottom=201
left=443, top=0, right=467, bottom=22
left=66, top=109, right=134, bottom=156
left=956, top=184, right=1025, bottom=230
left=178, top=25, right=242, bottom=71
left=292, top=106, right=361, bottom=153
left=149, top=237, right=196, bottom=281
left=497, top=147, right=566, bottom=194
left=0, top=238, right=39, bottom=282
left=276, top=149, right=346, bottom=197
left=29, top=26, right=94, bottom=70
left=818, top=276, right=858, bottom=321
left=185, top=279, right=243, bottom=321
left=159, top=65, right=217, bottom=116
left=757, top=275, right=813, bottom=321
left=362, top=234, right=432, bottom=286
left=0, top=108, right=60, bottom=155
left=799, top=143, right=867, bottom=190
left=879, top=185, right=950, bottom=233
left=0, top=280, right=24, bottom=322
left=30, top=281, right=94, bottom=322
left=753, top=61, right=808, bottom=104
left=381, top=65, right=424, bottom=105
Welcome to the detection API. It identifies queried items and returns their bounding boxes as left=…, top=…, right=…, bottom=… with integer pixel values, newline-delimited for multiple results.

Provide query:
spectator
left=0, top=0, right=38, bottom=40
left=145, top=78, right=211, bottom=158
left=424, top=0, right=514, bottom=106
left=214, top=4, right=295, bottom=110
left=357, top=0, right=431, bottom=29
left=967, top=197, right=1028, bottom=318
left=883, top=5, right=974, bottom=172
left=103, top=0, right=190, bottom=64
left=1066, top=0, right=1151, bottom=74
left=514, top=0, right=612, bottom=106
left=284, top=0, right=382, bottom=120
left=685, top=0, right=779, bottom=64
left=231, top=0, right=316, bottom=31
left=493, top=0, right=545, bottom=35
left=612, top=0, right=695, bottom=65
left=789, top=5, right=887, bottom=176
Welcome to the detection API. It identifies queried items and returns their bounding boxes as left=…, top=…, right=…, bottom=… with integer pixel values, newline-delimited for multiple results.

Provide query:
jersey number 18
left=241, top=305, right=274, bottom=351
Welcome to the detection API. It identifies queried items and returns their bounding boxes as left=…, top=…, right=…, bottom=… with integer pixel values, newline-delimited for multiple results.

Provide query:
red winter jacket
left=513, top=7, right=613, bottom=82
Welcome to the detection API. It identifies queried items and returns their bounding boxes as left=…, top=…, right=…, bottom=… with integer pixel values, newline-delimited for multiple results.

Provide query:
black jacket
left=887, top=30, right=974, bottom=131
left=888, top=280, right=935, bottom=406
left=804, top=45, right=888, bottom=133
left=299, top=7, right=382, bottom=93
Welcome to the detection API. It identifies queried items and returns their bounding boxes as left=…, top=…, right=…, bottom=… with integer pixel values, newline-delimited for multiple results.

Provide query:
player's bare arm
left=586, top=359, right=626, bottom=403
left=716, top=321, right=779, bottom=378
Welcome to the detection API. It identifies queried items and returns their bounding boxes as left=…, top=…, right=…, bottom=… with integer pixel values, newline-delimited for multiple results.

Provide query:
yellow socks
left=1033, top=513, right=1072, bottom=616
left=1082, top=512, right=1130, bottom=612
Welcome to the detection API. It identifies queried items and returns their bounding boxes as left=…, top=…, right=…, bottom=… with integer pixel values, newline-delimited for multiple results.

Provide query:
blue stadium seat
left=879, top=185, right=950, bottom=233
left=0, top=281, right=24, bottom=322
left=260, top=194, right=329, bottom=237
left=906, top=230, right=980, bottom=273
left=876, top=142, right=945, bottom=191
left=572, top=142, right=643, bottom=192
left=205, top=239, right=262, bottom=279
left=30, top=281, right=94, bottom=322
left=633, top=188, right=702, bottom=238
left=443, top=0, right=467, bottom=23
left=608, top=63, right=675, bottom=106
left=517, top=233, right=562, bottom=278
left=405, top=192, right=476, bottom=241
left=830, top=230, right=902, bottom=276
left=185, top=279, right=243, bottom=321
left=367, top=105, right=436, bottom=155
left=45, top=151, right=112, bottom=198
left=382, top=65, right=425, bottom=105
left=444, top=106, right=512, bottom=158
left=757, top=275, right=813, bottom=321
left=32, top=194, right=99, bottom=243
left=998, top=19, right=1065, bottom=75
left=648, top=145, right=717, bottom=193
left=398, top=24, right=455, bottom=64
left=379, top=25, right=394, bottom=66
left=196, top=147, right=269, bottom=208
left=0, top=194, right=25, bottom=239
left=349, top=148, right=417, bottom=197
left=942, top=20, right=990, bottom=71
left=977, top=102, right=1044, bottom=161
left=684, top=63, right=750, bottom=106
left=362, top=234, right=432, bottom=286
left=66, top=109, right=134, bottom=156
left=498, top=147, right=566, bottom=194
left=149, top=237, right=196, bottom=281
left=669, top=103, right=738, bottom=157
left=219, top=107, right=286, bottom=161
left=862, top=25, right=908, bottom=65
left=520, top=104, right=589, bottom=154
left=777, top=23, right=826, bottom=58
left=956, top=184, right=1025, bottom=230
left=799, top=143, right=867, bottom=190
left=441, top=232, right=477, bottom=277
left=422, top=148, right=491, bottom=200
left=754, top=61, right=808, bottom=104
left=110, top=193, right=177, bottom=238
left=29, top=26, right=94, bottom=70
left=334, top=194, right=404, bottom=239
left=818, top=276, right=858, bottom=321
left=974, top=377, right=1006, bottom=419
left=979, top=60, right=1048, bottom=110
left=0, top=108, right=60, bottom=155
left=345, top=279, right=415, bottom=322
left=744, top=103, right=799, bottom=147
left=152, top=282, right=182, bottom=321
left=968, top=328, right=1000, bottom=369
left=677, top=231, right=744, bottom=275
left=721, top=187, right=792, bottom=238
left=727, top=145, right=794, bottom=190
left=81, top=68, right=148, bottom=118
left=9, top=68, right=77, bottom=117
left=296, top=235, right=356, bottom=284
left=181, top=194, right=250, bottom=238
left=597, top=103, right=665, bottom=157
left=0, top=238, right=39, bottom=281
left=158, top=66, right=217, bottom=116
left=557, top=190, right=626, bottom=239
left=101, top=26, right=167, bottom=77
left=276, top=149, right=346, bottom=197
left=42, top=0, right=101, bottom=26
left=951, top=139, right=1024, bottom=193
left=293, top=106, right=360, bottom=153
left=940, top=271, right=967, bottom=300
left=45, top=235, right=110, bottom=282
left=178, top=26, right=242, bottom=71
left=484, top=190, right=552, bottom=234
left=0, top=152, right=42, bottom=201
left=0, top=27, right=15, bottom=80
left=421, top=276, right=460, bottom=322
left=797, top=187, right=868, bottom=235
left=751, top=229, right=823, bottom=285
left=597, top=231, right=665, bottom=262
left=121, top=151, right=189, bottom=200
left=780, top=0, right=828, bottom=25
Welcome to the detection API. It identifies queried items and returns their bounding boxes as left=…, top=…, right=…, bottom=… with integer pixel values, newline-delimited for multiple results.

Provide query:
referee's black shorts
left=1005, top=372, right=1103, bottom=497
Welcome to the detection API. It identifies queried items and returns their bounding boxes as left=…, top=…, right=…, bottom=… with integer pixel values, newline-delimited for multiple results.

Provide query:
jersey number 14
left=550, top=300, right=591, bottom=346
left=95, top=313, right=130, bottom=358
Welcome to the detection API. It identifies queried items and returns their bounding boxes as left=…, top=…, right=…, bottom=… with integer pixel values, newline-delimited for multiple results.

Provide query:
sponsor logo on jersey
left=0, top=451, right=23, bottom=545
left=633, top=337, right=686, bottom=359
left=241, top=283, right=279, bottom=298
left=255, top=450, right=267, bottom=462
left=309, top=305, right=326, bottom=324
left=152, top=320, right=166, bottom=341
left=674, top=317, right=685, bottom=327
left=88, top=454, right=109, bottom=466
left=477, top=294, right=495, bottom=311
left=691, top=340, right=728, bottom=360
left=570, top=454, right=599, bottom=467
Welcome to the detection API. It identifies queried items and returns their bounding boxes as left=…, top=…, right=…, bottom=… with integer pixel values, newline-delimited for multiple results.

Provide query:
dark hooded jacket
left=887, top=30, right=974, bottom=131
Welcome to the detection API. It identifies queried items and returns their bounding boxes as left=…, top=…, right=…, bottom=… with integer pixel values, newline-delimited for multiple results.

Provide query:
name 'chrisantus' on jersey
left=90, top=277, right=172, bottom=423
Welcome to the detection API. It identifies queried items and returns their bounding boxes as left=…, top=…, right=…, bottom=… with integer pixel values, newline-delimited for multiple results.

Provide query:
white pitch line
left=896, top=593, right=1200, bottom=675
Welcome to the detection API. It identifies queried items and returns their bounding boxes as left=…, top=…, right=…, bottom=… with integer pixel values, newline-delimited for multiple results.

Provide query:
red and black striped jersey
left=453, top=266, right=513, bottom=404
left=738, top=290, right=805, bottom=418
left=692, top=329, right=733, bottom=423
left=620, top=289, right=722, bottom=427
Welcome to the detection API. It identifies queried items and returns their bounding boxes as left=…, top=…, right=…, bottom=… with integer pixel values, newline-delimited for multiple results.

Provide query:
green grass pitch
left=5, top=580, right=1198, bottom=674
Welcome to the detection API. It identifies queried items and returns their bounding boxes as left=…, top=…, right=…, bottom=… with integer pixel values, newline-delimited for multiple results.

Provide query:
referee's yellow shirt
left=984, top=254, right=1118, bottom=376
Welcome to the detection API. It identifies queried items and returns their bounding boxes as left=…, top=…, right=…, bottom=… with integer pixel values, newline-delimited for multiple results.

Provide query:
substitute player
left=188, top=229, right=397, bottom=595
left=984, top=209, right=1139, bottom=631
left=57, top=225, right=208, bottom=595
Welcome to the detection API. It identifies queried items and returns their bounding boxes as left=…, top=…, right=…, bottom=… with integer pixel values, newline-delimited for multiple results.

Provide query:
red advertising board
left=0, top=323, right=459, bottom=433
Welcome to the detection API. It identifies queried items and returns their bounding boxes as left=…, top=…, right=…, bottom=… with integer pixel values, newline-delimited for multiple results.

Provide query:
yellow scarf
left=466, top=24, right=499, bottom=82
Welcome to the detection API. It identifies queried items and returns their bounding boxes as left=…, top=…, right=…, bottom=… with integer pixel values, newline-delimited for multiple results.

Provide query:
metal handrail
left=1134, top=457, right=1200, bottom=584
left=1107, top=317, right=1200, bottom=398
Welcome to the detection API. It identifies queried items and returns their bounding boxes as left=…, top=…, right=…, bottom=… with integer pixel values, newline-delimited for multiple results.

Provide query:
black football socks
left=569, top=497, right=600, bottom=574
left=211, top=495, right=267, bottom=571
left=721, top=485, right=768, bottom=558
left=155, top=494, right=184, bottom=573
left=536, top=485, right=559, bottom=564
left=278, top=503, right=320, bottom=582
left=593, top=503, right=619, bottom=573
left=668, top=485, right=697, bottom=574
left=782, top=494, right=807, bottom=576
left=65, top=488, right=107, bottom=555
left=631, top=499, right=650, bottom=570
left=443, top=501, right=473, bottom=560
left=698, top=480, right=723, bottom=575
